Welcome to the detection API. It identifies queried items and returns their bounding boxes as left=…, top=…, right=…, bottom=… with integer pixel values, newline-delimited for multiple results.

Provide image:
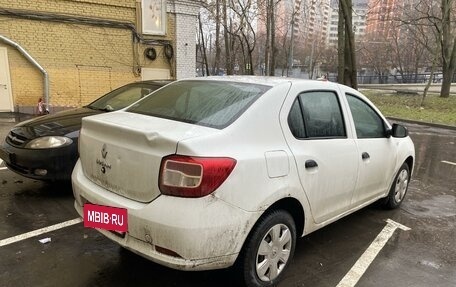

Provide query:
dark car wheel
left=238, top=210, right=296, bottom=287
left=383, top=163, right=410, bottom=209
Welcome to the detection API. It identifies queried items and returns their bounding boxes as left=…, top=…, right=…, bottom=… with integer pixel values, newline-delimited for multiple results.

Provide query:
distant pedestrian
left=37, top=98, right=48, bottom=115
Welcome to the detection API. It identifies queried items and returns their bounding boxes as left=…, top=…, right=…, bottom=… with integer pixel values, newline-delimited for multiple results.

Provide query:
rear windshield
left=127, top=80, right=271, bottom=129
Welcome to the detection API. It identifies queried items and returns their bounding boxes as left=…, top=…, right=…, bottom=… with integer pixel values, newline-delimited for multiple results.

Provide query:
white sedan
left=72, top=77, right=414, bottom=287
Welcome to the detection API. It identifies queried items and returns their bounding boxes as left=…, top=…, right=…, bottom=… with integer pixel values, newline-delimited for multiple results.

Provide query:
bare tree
left=214, top=0, right=221, bottom=75
left=389, top=0, right=455, bottom=97
left=198, top=12, right=210, bottom=76
left=440, top=0, right=456, bottom=97
left=389, top=23, right=428, bottom=83
left=265, top=0, right=277, bottom=75
left=222, top=0, right=234, bottom=74
left=230, top=0, right=258, bottom=75
left=195, top=0, right=219, bottom=75
left=320, top=46, right=339, bottom=75
left=358, top=39, right=391, bottom=84
left=338, top=0, right=358, bottom=89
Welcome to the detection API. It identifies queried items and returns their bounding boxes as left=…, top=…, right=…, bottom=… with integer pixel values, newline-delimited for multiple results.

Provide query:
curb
left=387, top=117, right=456, bottom=131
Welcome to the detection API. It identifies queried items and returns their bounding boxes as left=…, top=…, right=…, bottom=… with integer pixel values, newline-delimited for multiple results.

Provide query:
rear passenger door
left=282, top=86, right=358, bottom=224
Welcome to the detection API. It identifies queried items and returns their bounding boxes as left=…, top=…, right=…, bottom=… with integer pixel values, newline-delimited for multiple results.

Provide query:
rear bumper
left=0, top=141, right=77, bottom=181
left=72, top=160, right=259, bottom=271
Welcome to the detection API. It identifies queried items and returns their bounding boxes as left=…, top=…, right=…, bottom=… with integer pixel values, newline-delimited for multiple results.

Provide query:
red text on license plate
left=84, top=203, right=128, bottom=232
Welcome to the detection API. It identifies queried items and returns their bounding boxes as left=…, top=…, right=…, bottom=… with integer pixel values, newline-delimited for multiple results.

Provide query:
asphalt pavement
left=0, top=114, right=455, bottom=287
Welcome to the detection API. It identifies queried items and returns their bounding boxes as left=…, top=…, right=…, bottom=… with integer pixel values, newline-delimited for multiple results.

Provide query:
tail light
left=159, top=155, right=236, bottom=198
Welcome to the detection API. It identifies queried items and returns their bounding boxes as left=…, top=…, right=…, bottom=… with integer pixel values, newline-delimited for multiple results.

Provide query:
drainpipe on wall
left=0, top=34, right=49, bottom=112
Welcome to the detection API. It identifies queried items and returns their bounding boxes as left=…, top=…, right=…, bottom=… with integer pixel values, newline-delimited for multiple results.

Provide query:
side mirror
left=391, top=123, right=409, bottom=138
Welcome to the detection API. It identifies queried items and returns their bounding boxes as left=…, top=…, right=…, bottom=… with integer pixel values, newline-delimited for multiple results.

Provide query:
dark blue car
left=0, top=80, right=167, bottom=181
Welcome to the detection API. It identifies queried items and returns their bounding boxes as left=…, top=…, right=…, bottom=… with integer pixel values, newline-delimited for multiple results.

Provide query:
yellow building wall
left=0, top=0, right=176, bottom=112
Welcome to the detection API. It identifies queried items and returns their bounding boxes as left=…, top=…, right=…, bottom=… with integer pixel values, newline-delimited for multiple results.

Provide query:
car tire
left=238, top=210, right=296, bottom=287
left=383, top=163, right=410, bottom=209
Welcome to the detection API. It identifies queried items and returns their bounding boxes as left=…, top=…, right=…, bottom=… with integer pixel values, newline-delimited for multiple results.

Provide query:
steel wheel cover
left=394, top=169, right=409, bottom=203
left=255, top=223, right=292, bottom=282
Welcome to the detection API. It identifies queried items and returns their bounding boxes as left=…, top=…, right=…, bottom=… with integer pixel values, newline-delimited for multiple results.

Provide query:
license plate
left=83, top=203, right=128, bottom=232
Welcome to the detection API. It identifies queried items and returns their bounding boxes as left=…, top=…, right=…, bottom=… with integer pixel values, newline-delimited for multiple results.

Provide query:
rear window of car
left=127, top=80, right=271, bottom=129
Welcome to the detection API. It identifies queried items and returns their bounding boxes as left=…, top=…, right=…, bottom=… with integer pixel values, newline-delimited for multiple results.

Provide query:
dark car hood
left=12, top=107, right=102, bottom=139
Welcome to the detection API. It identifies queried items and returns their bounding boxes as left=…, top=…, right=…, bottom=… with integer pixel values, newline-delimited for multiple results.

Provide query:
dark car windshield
left=87, top=83, right=162, bottom=112
left=127, top=80, right=271, bottom=129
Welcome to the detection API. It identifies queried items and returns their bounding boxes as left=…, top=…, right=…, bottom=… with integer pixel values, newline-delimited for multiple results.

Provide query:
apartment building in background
left=300, top=0, right=330, bottom=45
left=327, top=0, right=368, bottom=45
left=256, top=0, right=300, bottom=41
left=365, top=0, right=404, bottom=40
left=257, top=0, right=330, bottom=48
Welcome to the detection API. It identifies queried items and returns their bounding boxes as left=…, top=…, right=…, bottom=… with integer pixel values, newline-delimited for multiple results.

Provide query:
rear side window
left=128, top=80, right=270, bottom=129
left=346, top=94, right=385, bottom=138
left=88, top=83, right=160, bottom=111
left=288, top=100, right=306, bottom=138
left=288, top=91, right=346, bottom=139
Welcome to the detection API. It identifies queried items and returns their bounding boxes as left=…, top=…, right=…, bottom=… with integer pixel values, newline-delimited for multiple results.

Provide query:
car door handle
left=305, top=160, right=318, bottom=168
left=362, top=152, right=370, bottom=160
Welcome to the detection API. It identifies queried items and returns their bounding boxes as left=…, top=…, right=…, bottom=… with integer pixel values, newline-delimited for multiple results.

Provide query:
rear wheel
left=383, top=163, right=410, bottom=209
left=238, top=210, right=296, bottom=287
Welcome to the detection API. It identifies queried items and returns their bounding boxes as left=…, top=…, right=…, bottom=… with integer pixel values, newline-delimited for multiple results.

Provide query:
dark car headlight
left=25, top=136, right=73, bottom=149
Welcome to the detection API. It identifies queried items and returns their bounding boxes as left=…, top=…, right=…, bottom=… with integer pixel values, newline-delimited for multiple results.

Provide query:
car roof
left=180, top=76, right=341, bottom=88
left=147, top=77, right=360, bottom=98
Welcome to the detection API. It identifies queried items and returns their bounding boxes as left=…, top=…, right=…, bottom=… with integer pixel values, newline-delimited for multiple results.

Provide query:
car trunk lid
left=79, top=111, right=215, bottom=203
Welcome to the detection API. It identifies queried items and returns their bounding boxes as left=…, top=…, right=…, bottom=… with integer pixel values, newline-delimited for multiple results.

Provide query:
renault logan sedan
left=0, top=81, right=167, bottom=181
left=72, top=77, right=414, bottom=287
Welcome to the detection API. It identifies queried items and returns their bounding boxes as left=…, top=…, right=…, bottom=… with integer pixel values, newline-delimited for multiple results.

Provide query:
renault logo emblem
left=101, top=144, right=108, bottom=159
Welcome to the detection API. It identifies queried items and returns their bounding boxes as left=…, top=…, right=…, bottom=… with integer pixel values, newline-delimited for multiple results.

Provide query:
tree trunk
left=337, top=0, right=345, bottom=84
left=198, top=13, right=210, bottom=76
left=340, top=0, right=358, bottom=89
left=229, top=19, right=237, bottom=74
left=310, top=40, right=316, bottom=79
left=343, top=25, right=352, bottom=85
left=441, top=38, right=456, bottom=98
left=236, top=33, right=246, bottom=74
left=223, top=0, right=233, bottom=75
left=422, top=69, right=434, bottom=106
left=264, top=0, right=271, bottom=75
left=440, top=0, right=456, bottom=98
left=269, top=0, right=276, bottom=76
left=213, top=0, right=221, bottom=75
left=422, top=45, right=441, bottom=107
left=242, top=31, right=255, bottom=75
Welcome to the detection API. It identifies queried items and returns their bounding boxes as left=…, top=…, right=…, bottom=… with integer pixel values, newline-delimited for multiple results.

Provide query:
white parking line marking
left=0, top=159, right=6, bottom=170
left=0, top=218, right=82, bottom=247
left=336, top=219, right=411, bottom=287
left=441, top=160, right=456, bottom=166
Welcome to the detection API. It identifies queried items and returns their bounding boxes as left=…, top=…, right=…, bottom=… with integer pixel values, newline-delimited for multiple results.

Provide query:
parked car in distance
left=72, top=77, right=415, bottom=287
left=0, top=80, right=168, bottom=182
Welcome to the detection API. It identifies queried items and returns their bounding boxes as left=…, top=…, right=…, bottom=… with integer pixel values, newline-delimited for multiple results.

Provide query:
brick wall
left=168, top=0, right=199, bottom=79
left=0, top=0, right=194, bottom=113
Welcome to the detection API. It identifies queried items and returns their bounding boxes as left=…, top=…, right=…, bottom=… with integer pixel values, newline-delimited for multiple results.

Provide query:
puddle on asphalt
left=404, top=194, right=456, bottom=218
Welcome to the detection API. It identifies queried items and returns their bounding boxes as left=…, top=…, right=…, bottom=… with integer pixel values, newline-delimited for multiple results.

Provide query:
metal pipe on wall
left=0, top=34, right=49, bottom=110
